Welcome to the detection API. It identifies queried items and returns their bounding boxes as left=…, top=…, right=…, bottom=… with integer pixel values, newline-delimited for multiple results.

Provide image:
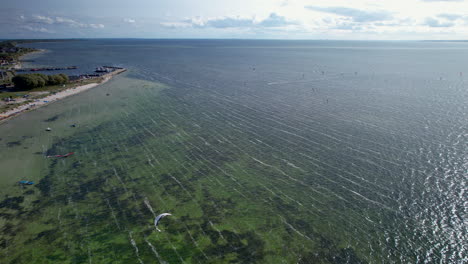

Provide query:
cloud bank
left=162, top=13, right=297, bottom=29
left=305, top=6, right=392, bottom=22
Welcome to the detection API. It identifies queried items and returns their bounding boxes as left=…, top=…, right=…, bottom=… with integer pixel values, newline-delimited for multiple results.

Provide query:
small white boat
left=46, top=127, right=51, bottom=131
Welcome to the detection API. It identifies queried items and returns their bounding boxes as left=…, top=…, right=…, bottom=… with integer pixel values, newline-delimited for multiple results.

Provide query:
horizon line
left=2, top=37, right=468, bottom=42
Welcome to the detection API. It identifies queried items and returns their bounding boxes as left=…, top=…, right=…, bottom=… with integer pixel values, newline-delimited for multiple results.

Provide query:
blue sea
left=0, top=39, right=466, bottom=263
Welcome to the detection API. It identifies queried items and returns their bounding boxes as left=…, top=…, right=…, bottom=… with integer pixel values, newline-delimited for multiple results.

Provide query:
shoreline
left=0, top=68, right=126, bottom=123
left=14, top=49, right=48, bottom=69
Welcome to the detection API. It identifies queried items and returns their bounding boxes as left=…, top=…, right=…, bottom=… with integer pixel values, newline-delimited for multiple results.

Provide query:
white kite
left=154, top=213, right=171, bottom=232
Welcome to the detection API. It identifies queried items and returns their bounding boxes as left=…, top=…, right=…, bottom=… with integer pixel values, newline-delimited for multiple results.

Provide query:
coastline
left=14, top=48, right=48, bottom=69
left=0, top=68, right=126, bottom=123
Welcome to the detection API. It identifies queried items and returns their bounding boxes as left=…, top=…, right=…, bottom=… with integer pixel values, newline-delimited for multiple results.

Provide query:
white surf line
left=143, top=126, right=157, bottom=138
left=250, top=156, right=327, bottom=197
left=183, top=224, right=209, bottom=261
left=57, top=207, right=62, bottom=226
left=162, top=232, right=187, bottom=264
left=347, top=189, right=396, bottom=212
left=135, top=148, right=220, bottom=238
left=151, top=95, right=394, bottom=248
left=218, top=98, right=405, bottom=179
left=209, top=221, right=227, bottom=243
left=129, top=231, right=144, bottom=264
left=248, top=151, right=363, bottom=209
left=266, top=76, right=340, bottom=85
left=214, top=87, right=419, bottom=160
left=105, top=198, right=121, bottom=230
left=279, top=215, right=313, bottom=241
left=168, top=172, right=195, bottom=199
left=140, top=135, right=237, bottom=247
left=206, top=128, right=333, bottom=204
left=170, top=131, right=242, bottom=189
left=220, top=106, right=394, bottom=195
left=144, top=238, right=168, bottom=264
left=112, top=167, right=129, bottom=192
left=87, top=246, right=93, bottom=264
left=240, top=147, right=400, bottom=254
left=298, top=152, right=394, bottom=198
left=280, top=158, right=307, bottom=173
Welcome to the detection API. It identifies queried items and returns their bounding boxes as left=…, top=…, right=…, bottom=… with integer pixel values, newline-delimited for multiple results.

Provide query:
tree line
left=12, top=73, right=69, bottom=90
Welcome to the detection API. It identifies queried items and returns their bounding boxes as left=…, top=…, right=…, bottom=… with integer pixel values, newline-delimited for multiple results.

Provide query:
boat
left=47, top=152, right=75, bottom=158
left=95, top=67, right=110, bottom=73
left=46, top=127, right=51, bottom=131
left=19, top=180, right=34, bottom=185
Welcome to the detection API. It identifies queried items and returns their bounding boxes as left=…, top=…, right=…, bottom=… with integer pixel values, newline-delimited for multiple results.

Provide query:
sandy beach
left=0, top=68, right=126, bottom=123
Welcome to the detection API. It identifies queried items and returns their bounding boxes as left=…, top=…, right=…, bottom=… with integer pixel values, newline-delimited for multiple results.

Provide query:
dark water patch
left=0, top=238, right=9, bottom=249
left=46, top=253, right=66, bottom=262
left=0, top=212, right=14, bottom=220
left=24, top=190, right=34, bottom=195
left=2, top=223, right=17, bottom=236
left=271, top=196, right=300, bottom=213
left=35, top=175, right=52, bottom=197
left=0, top=196, right=24, bottom=210
left=33, top=229, right=59, bottom=244
left=71, top=161, right=81, bottom=169
left=71, top=254, right=88, bottom=263
left=295, top=234, right=368, bottom=264
left=6, top=141, right=21, bottom=148
left=198, top=227, right=265, bottom=263
left=34, top=158, right=60, bottom=197
left=43, top=115, right=59, bottom=122
left=299, top=246, right=366, bottom=264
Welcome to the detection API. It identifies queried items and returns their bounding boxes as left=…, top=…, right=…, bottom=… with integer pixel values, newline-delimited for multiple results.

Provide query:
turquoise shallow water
left=0, top=40, right=466, bottom=263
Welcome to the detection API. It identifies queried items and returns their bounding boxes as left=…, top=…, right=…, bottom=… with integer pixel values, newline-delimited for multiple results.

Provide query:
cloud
left=21, top=25, right=53, bottom=33
left=89, top=24, right=105, bottom=29
left=160, top=22, right=192, bottom=28
left=205, top=17, right=255, bottom=28
left=32, top=15, right=54, bottom=24
left=162, top=13, right=297, bottom=29
left=55, top=17, right=81, bottom=26
left=334, top=23, right=363, bottom=31
left=124, top=18, right=136, bottom=23
left=280, top=0, right=290, bottom=7
left=259, top=13, right=297, bottom=27
left=305, top=6, right=393, bottom=22
left=424, top=17, right=455, bottom=27
left=437, top=13, right=463, bottom=20
left=420, top=0, right=464, bottom=2
left=24, top=15, right=105, bottom=29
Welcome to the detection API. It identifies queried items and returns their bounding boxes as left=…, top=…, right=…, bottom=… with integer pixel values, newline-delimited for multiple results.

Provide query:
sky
left=1, top=0, right=468, bottom=40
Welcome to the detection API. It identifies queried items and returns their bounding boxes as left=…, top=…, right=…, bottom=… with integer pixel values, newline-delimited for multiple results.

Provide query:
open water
left=0, top=39, right=466, bottom=263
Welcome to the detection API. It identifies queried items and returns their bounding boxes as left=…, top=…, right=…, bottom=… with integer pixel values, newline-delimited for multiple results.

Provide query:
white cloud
left=420, top=0, right=464, bottom=2
left=24, top=15, right=105, bottom=29
left=162, top=13, right=297, bottom=29
left=89, top=23, right=105, bottom=29
left=33, top=15, right=55, bottom=24
left=124, top=18, right=136, bottom=23
left=424, top=17, right=455, bottom=27
left=305, top=6, right=393, bottom=22
left=21, top=25, right=53, bottom=33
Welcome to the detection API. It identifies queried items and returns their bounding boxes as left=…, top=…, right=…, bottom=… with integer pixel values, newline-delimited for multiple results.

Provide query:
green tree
left=12, top=73, right=68, bottom=90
